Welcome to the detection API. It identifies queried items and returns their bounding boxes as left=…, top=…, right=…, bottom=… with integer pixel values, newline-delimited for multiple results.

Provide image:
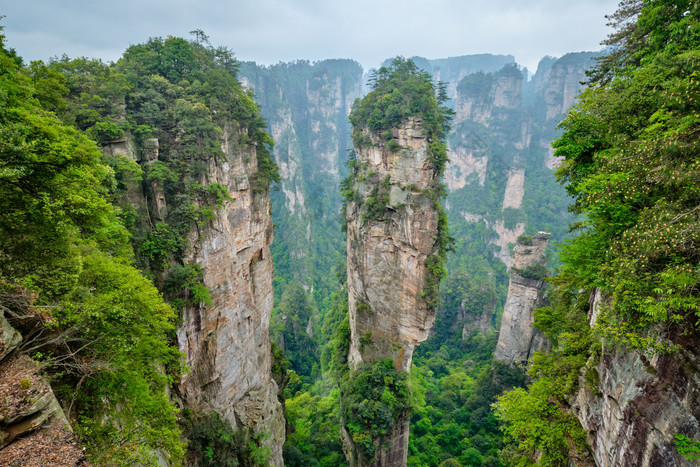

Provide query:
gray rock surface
left=494, top=232, right=551, bottom=365
left=109, top=120, right=285, bottom=464
left=175, top=122, right=284, bottom=464
left=344, top=117, right=441, bottom=466
left=570, top=289, right=700, bottom=467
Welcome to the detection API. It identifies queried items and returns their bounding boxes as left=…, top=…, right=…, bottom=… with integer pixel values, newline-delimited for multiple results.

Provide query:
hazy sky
left=2, top=0, right=620, bottom=72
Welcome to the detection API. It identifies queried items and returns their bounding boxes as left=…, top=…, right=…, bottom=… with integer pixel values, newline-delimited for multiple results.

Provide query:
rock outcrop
left=0, top=309, right=86, bottom=466
left=454, top=65, right=523, bottom=125
left=542, top=52, right=596, bottom=120
left=344, top=115, right=442, bottom=466
left=346, top=116, right=441, bottom=373
left=494, top=232, right=551, bottom=365
left=444, top=53, right=595, bottom=267
left=570, top=289, right=700, bottom=467
left=459, top=291, right=496, bottom=338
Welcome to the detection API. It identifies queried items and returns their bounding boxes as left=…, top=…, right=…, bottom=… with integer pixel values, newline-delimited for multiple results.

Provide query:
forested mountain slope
left=494, top=1, right=700, bottom=465
left=242, top=49, right=598, bottom=465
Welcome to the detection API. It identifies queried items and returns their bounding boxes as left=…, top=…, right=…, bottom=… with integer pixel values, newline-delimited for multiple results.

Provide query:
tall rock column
left=345, top=115, right=441, bottom=375
left=341, top=59, right=452, bottom=466
left=494, top=232, right=551, bottom=365
left=175, top=123, right=285, bottom=465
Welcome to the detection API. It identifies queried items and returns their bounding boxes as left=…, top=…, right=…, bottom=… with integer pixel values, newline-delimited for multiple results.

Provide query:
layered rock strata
left=570, top=289, right=700, bottom=467
left=494, top=232, right=551, bottom=365
left=176, top=124, right=284, bottom=464
left=346, top=116, right=441, bottom=372
left=344, top=116, right=442, bottom=465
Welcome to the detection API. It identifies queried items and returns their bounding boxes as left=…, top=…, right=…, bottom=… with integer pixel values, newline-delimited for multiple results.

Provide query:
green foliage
left=341, top=360, right=411, bottom=461
left=493, top=384, right=587, bottom=466
left=349, top=57, right=453, bottom=176
left=165, top=263, right=212, bottom=306
left=270, top=281, right=319, bottom=378
left=362, top=176, right=391, bottom=221
left=516, top=234, right=533, bottom=246
left=512, top=263, right=549, bottom=281
left=61, top=252, right=185, bottom=465
left=553, top=1, right=700, bottom=347
left=284, top=391, right=347, bottom=467
left=350, top=57, right=453, bottom=158
left=674, top=433, right=700, bottom=462
left=494, top=276, right=595, bottom=465
left=185, top=411, right=270, bottom=466
left=139, top=222, right=181, bottom=270
left=0, top=31, right=189, bottom=463
left=51, top=34, right=279, bottom=277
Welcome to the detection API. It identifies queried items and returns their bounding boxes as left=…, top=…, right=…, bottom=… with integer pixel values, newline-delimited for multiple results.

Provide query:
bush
left=341, top=360, right=411, bottom=460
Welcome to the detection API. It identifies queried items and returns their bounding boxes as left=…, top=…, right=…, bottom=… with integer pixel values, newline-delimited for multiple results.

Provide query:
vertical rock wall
left=346, top=117, right=440, bottom=373
left=459, top=292, right=496, bottom=338
left=344, top=117, right=441, bottom=466
left=106, top=124, right=285, bottom=465
left=175, top=124, right=284, bottom=465
left=494, top=232, right=551, bottom=365
left=446, top=53, right=594, bottom=267
left=239, top=61, right=363, bottom=291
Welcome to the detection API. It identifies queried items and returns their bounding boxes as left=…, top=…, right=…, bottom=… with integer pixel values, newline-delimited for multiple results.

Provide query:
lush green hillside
left=1, top=30, right=283, bottom=465
left=494, top=1, right=700, bottom=464
left=0, top=30, right=184, bottom=464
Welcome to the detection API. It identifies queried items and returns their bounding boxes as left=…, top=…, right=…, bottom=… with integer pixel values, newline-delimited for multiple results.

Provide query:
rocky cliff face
left=344, top=116, right=442, bottom=465
left=454, top=66, right=523, bottom=124
left=494, top=232, right=551, bottom=365
left=346, top=116, right=440, bottom=374
left=459, top=291, right=496, bottom=337
left=444, top=53, right=594, bottom=269
left=106, top=123, right=285, bottom=464
left=175, top=125, right=284, bottom=464
left=570, top=289, right=700, bottom=467
left=542, top=52, right=596, bottom=120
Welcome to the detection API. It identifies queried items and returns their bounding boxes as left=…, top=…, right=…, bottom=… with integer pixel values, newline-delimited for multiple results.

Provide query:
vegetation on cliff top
left=555, top=0, right=700, bottom=349
left=0, top=27, right=285, bottom=464
left=49, top=34, right=279, bottom=280
left=349, top=57, right=453, bottom=175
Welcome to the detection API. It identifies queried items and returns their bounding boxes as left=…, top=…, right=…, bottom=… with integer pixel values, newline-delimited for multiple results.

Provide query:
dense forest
left=1, top=0, right=700, bottom=466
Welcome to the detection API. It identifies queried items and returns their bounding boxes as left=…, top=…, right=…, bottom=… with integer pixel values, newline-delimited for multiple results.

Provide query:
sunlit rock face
left=494, top=232, right=551, bottom=365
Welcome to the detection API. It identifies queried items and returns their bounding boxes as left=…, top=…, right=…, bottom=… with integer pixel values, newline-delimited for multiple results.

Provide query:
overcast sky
left=2, top=0, right=620, bottom=73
